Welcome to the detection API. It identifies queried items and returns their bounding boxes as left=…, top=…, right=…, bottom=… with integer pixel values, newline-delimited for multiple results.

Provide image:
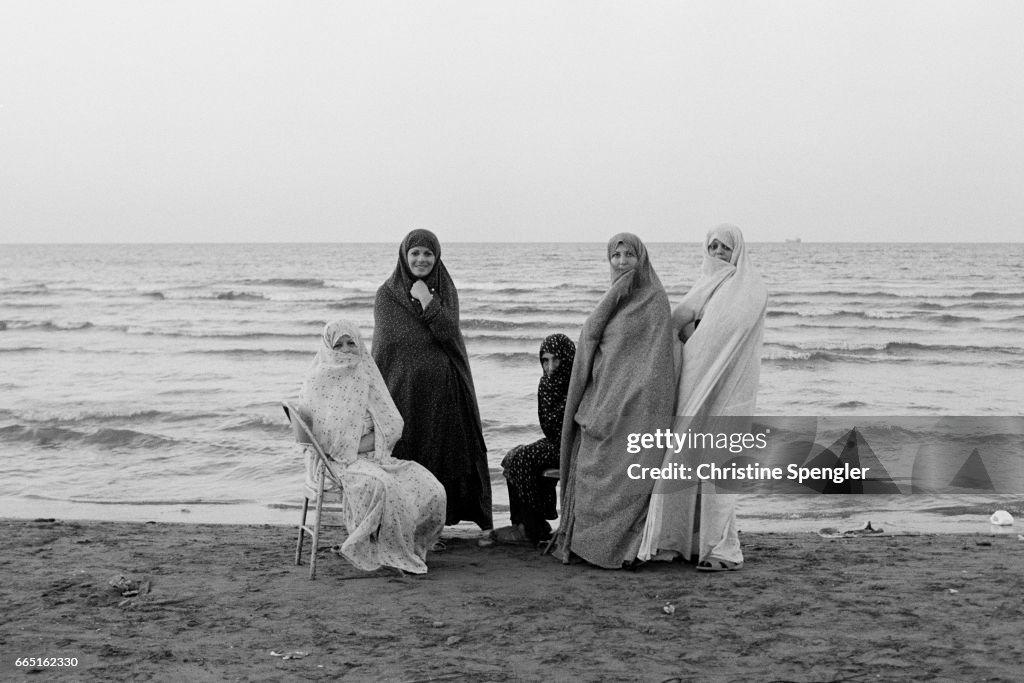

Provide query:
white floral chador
left=298, top=319, right=445, bottom=574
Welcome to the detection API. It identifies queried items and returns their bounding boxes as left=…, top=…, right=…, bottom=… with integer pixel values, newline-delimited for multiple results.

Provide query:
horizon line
left=3, top=239, right=1022, bottom=246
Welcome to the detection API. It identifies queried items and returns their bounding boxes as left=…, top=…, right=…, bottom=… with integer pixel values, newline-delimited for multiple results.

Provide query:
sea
left=2, top=242, right=1022, bottom=534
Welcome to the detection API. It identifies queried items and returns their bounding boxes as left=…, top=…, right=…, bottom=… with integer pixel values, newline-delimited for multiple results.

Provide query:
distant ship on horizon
left=785, top=237, right=802, bottom=243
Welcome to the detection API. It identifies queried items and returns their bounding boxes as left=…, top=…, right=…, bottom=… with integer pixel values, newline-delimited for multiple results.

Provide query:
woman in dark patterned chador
left=494, top=333, right=576, bottom=545
left=372, top=229, right=493, bottom=531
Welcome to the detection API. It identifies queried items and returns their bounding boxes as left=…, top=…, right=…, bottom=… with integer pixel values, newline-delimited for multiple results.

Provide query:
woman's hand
left=672, top=303, right=696, bottom=342
left=357, top=431, right=375, bottom=454
left=410, top=280, right=434, bottom=309
left=671, top=303, right=695, bottom=329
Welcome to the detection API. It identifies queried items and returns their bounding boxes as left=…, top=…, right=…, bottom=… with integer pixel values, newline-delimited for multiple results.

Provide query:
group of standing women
left=553, top=225, right=768, bottom=570
left=294, top=224, right=766, bottom=575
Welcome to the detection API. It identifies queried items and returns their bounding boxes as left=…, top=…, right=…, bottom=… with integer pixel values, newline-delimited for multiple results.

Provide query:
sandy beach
left=2, top=518, right=1022, bottom=682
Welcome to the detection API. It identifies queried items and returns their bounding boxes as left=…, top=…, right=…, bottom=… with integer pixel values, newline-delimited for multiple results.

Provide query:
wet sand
left=2, top=518, right=1022, bottom=682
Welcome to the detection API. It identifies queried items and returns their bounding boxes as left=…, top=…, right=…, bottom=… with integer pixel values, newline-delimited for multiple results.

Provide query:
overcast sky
left=2, top=1, right=1022, bottom=243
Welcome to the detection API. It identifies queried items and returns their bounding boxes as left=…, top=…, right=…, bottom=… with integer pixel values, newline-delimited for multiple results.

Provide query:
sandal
left=696, top=559, right=742, bottom=572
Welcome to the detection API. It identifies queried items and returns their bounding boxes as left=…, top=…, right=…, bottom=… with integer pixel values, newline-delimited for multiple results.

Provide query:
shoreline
left=2, top=497, right=1018, bottom=536
left=3, top=517, right=1022, bottom=681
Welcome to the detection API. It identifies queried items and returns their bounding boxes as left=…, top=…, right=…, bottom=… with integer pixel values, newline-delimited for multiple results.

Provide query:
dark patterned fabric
left=372, top=229, right=493, bottom=530
left=501, top=334, right=576, bottom=541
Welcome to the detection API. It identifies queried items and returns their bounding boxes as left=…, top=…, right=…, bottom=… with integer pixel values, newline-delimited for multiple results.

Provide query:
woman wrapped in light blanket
left=639, top=224, right=768, bottom=572
left=294, top=319, right=446, bottom=574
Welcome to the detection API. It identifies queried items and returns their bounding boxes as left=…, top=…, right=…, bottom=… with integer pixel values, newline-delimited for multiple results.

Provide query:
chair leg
left=295, top=496, right=310, bottom=566
left=309, top=470, right=327, bottom=580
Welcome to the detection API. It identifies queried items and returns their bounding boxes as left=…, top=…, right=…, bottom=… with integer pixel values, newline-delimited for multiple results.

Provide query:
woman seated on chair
left=494, top=333, right=576, bottom=545
left=295, top=318, right=446, bottom=574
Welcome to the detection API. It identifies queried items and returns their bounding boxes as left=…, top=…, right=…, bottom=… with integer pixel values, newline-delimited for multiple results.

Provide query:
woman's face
left=332, top=334, right=359, bottom=355
left=407, top=247, right=436, bottom=279
left=541, top=351, right=560, bottom=378
left=708, top=238, right=734, bottom=263
left=609, top=244, right=638, bottom=276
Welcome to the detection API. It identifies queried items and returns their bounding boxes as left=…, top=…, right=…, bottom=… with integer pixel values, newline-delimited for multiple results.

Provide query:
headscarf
left=537, top=333, right=576, bottom=443
left=300, top=319, right=404, bottom=465
left=606, top=232, right=658, bottom=288
left=539, top=332, right=575, bottom=391
left=381, top=228, right=453, bottom=310
left=676, top=224, right=767, bottom=416
left=672, top=224, right=739, bottom=319
left=560, top=232, right=675, bottom=470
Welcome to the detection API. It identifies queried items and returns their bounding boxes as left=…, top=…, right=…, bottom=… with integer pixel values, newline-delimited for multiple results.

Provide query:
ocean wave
left=462, top=318, right=530, bottom=331
left=242, top=278, right=325, bottom=288
left=133, top=329, right=314, bottom=340
left=18, top=408, right=216, bottom=425
left=214, top=291, right=267, bottom=301
left=183, top=348, right=311, bottom=357
left=326, top=296, right=377, bottom=309
left=771, top=340, right=1021, bottom=355
left=456, top=282, right=546, bottom=293
left=928, top=313, right=984, bottom=323
left=768, top=309, right=982, bottom=323
left=0, top=408, right=163, bottom=426
left=27, top=496, right=255, bottom=506
left=322, top=279, right=384, bottom=290
left=772, top=289, right=1024, bottom=301
left=0, top=283, right=50, bottom=295
left=764, top=341, right=1022, bottom=365
left=764, top=350, right=847, bottom=363
left=476, top=304, right=587, bottom=317
left=460, top=318, right=582, bottom=332
left=0, top=424, right=178, bottom=449
left=771, top=290, right=904, bottom=299
left=463, top=282, right=607, bottom=296
left=767, top=309, right=908, bottom=320
left=0, top=302, right=59, bottom=310
left=218, top=415, right=290, bottom=433
left=1, top=320, right=97, bottom=332
left=465, top=334, right=560, bottom=346
left=968, top=291, right=1024, bottom=300
left=476, top=350, right=536, bottom=364
left=882, top=341, right=1022, bottom=355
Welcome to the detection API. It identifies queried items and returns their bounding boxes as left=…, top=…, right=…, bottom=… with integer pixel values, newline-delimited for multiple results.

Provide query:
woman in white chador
left=296, top=319, right=446, bottom=574
left=639, top=224, right=767, bottom=571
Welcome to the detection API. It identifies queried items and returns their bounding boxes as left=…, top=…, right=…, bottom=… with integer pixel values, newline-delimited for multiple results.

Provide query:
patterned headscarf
left=539, top=333, right=575, bottom=394
left=300, top=319, right=404, bottom=464
left=537, top=333, right=575, bottom=444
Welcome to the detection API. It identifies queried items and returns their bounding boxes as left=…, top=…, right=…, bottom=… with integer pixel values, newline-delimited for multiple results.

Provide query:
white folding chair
left=282, top=401, right=343, bottom=580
